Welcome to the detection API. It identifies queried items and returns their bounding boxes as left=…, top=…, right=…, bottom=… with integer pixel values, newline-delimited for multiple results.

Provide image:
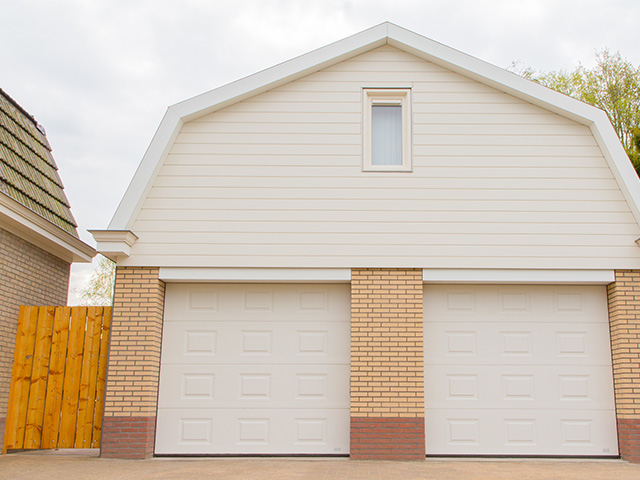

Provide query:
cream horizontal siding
left=132, top=220, right=640, bottom=235
left=135, top=210, right=634, bottom=224
left=125, top=45, right=640, bottom=269
left=145, top=186, right=621, bottom=200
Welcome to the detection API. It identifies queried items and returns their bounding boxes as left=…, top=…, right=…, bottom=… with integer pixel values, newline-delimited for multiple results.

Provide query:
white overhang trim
left=0, top=194, right=95, bottom=263
left=159, top=268, right=351, bottom=283
left=422, top=269, right=615, bottom=285
left=105, top=21, right=640, bottom=231
left=89, top=229, right=138, bottom=261
left=108, top=109, right=183, bottom=229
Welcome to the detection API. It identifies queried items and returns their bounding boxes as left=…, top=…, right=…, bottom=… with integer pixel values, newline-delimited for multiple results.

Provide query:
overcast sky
left=3, top=0, right=640, bottom=303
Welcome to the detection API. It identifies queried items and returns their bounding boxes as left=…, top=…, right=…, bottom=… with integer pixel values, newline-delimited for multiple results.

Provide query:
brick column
left=100, top=267, right=165, bottom=459
left=350, top=268, right=424, bottom=460
left=608, top=270, right=640, bottom=463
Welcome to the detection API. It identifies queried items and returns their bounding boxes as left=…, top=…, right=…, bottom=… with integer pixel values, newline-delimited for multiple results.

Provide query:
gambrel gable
left=108, top=22, right=640, bottom=232
left=94, top=23, right=640, bottom=272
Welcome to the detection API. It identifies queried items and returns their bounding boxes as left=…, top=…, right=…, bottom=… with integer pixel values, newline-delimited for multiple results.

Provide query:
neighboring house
left=0, top=89, right=95, bottom=447
left=92, top=23, right=640, bottom=462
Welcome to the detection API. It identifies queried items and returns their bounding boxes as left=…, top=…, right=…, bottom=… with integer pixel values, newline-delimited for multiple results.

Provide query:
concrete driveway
left=1, top=451, right=639, bottom=480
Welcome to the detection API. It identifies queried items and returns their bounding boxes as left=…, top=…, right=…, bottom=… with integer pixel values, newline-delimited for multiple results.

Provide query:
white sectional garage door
left=424, top=284, right=618, bottom=456
left=155, top=283, right=350, bottom=455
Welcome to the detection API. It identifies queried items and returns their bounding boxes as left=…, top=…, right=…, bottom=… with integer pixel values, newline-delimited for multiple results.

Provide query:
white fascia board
left=159, top=268, right=351, bottom=283
left=0, top=195, right=95, bottom=263
left=171, top=24, right=389, bottom=122
left=109, top=109, right=183, bottom=229
left=386, top=24, right=600, bottom=124
left=588, top=111, right=640, bottom=223
left=422, top=269, right=615, bottom=285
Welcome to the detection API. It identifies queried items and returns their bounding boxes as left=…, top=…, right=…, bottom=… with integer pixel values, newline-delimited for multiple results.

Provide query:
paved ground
left=1, top=451, right=639, bottom=480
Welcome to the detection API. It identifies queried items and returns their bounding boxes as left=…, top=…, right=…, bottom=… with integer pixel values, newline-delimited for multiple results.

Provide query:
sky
left=2, top=0, right=640, bottom=303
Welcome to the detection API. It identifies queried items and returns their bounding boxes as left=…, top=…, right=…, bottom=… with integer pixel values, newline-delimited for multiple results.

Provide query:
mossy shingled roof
left=0, top=88, right=79, bottom=237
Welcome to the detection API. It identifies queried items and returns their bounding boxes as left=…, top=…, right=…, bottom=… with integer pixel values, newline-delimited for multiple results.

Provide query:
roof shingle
left=0, top=88, right=79, bottom=237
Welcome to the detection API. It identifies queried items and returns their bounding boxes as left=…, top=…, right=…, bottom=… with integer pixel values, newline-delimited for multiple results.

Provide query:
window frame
left=362, top=88, right=412, bottom=172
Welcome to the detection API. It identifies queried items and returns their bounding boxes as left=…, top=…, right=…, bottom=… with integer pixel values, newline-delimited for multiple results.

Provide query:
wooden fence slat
left=76, top=307, right=102, bottom=448
left=5, top=306, right=112, bottom=452
left=92, top=307, right=112, bottom=448
left=57, top=307, right=87, bottom=448
left=23, top=307, right=55, bottom=448
left=2, top=306, right=39, bottom=453
left=40, top=307, right=71, bottom=448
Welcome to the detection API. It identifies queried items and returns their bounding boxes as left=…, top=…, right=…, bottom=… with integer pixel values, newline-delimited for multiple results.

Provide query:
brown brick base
left=618, top=419, right=640, bottom=463
left=350, top=417, right=425, bottom=460
left=100, top=416, right=156, bottom=459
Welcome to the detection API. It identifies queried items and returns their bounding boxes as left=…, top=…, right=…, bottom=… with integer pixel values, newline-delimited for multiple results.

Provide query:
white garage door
left=424, top=284, right=618, bottom=456
left=155, top=283, right=350, bottom=455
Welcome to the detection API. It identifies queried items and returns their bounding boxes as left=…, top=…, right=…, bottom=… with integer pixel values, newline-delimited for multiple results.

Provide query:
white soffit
left=0, top=194, right=95, bottom=263
left=159, top=268, right=351, bottom=283
left=107, top=22, right=640, bottom=231
left=422, top=269, right=615, bottom=285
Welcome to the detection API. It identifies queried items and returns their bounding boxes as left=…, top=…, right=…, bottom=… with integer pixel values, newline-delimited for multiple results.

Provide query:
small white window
left=363, top=88, right=412, bottom=172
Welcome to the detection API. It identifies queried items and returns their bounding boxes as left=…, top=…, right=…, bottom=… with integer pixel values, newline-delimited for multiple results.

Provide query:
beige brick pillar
left=100, top=267, right=165, bottom=459
left=608, top=270, right=640, bottom=463
left=350, top=268, right=424, bottom=459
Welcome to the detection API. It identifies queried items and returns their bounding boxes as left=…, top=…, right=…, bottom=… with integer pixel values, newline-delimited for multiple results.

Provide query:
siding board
left=156, top=165, right=612, bottom=180
left=134, top=209, right=635, bottom=225
left=146, top=186, right=621, bottom=201
left=127, top=45, right=640, bottom=270
left=162, top=155, right=607, bottom=169
left=140, top=198, right=629, bottom=213
left=132, top=220, right=640, bottom=235
left=174, top=133, right=595, bottom=147
left=136, top=231, right=635, bottom=247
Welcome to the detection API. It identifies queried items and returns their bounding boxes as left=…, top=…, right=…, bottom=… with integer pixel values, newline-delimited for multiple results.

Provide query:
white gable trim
left=108, top=22, right=640, bottom=230
left=422, top=269, right=615, bottom=285
left=159, top=267, right=351, bottom=283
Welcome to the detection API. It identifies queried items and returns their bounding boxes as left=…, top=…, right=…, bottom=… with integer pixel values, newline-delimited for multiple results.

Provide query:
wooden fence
left=2, top=306, right=112, bottom=453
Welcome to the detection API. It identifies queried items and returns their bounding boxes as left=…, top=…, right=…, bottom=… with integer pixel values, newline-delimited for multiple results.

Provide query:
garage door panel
left=164, top=284, right=349, bottom=323
left=425, top=322, right=613, bottom=366
left=424, top=285, right=608, bottom=323
left=155, top=408, right=349, bottom=455
left=157, top=283, right=350, bottom=455
left=425, top=408, right=618, bottom=455
left=425, top=365, right=616, bottom=410
left=161, top=321, right=349, bottom=365
left=424, top=284, right=617, bottom=456
left=158, top=364, right=349, bottom=409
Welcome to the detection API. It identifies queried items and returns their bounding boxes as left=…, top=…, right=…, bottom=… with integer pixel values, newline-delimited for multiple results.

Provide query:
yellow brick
left=350, top=268, right=424, bottom=417
left=104, top=266, right=166, bottom=417
left=609, top=270, right=640, bottom=418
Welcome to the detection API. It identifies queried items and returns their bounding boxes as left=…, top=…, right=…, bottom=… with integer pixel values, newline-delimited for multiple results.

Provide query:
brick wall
left=608, top=270, right=640, bottom=463
left=100, top=266, right=165, bottom=459
left=0, top=227, right=69, bottom=450
left=350, top=268, right=425, bottom=459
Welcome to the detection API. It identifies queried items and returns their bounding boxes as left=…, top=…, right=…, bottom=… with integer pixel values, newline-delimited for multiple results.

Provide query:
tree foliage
left=511, top=50, right=640, bottom=173
left=78, top=254, right=116, bottom=306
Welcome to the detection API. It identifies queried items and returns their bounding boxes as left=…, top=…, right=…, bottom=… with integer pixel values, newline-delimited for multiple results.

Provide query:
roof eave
left=0, top=193, right=96, bottom=263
